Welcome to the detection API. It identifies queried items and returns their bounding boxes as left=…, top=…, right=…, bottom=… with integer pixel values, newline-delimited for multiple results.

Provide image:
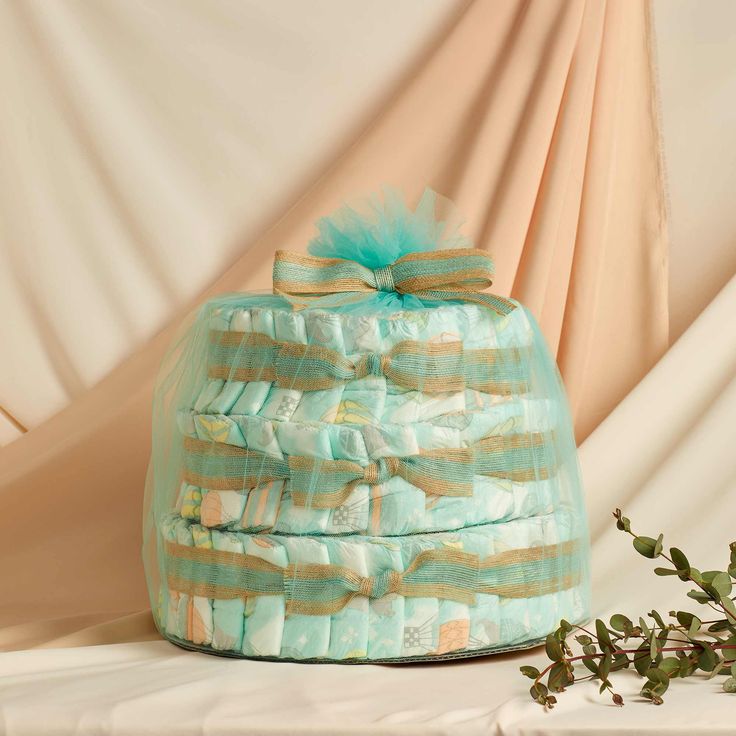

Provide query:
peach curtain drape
left=0, top=0, right=667, bottom=649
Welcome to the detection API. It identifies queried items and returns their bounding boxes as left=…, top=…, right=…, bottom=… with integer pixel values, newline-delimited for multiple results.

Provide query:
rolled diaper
left=211, top=530, right=245, bottom=651
left=241, top=536, right=287, bottom=658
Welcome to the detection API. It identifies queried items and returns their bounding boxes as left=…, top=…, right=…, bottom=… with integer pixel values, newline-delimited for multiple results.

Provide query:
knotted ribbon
left=272, top=248, right=516, bottom=316
left=163, top=538, right=581, bottom=615
left=183, top=432, right=554, bottom=508
left=207, top=330, right=530, bottom=395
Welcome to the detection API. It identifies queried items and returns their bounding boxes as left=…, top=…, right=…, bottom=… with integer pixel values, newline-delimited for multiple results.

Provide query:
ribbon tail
left=414, top=289, right=516, bottom=316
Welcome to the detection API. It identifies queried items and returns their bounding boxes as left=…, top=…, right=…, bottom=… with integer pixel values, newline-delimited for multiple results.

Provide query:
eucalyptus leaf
left=687, top=590, right=712, bottom=604
left=596, top=619, right=614, bottom=651
left=711, top=572, right=732, bottom=599
left=545, top=633, right=563, bottom=662
left=633, top=536, right=660, bottom=559
left=634, top=641, right=652, bottom=676
left=610, top=614, right=632, bottom=633
left=723, top=677, right=736, bottom=694
left=520, top=666, right=540, bottom=679
left=721, top=596, right=736, bottom=624
left=688, top=615, right=702, bottom=637
left=548, top=662, right=570, bottom=692
left=697, top=643, right=718, bottom=672
left=599, top=651, right=613, bottom=681
left=649, top=632, right=658, bottom=660
left=658, top=657, right=680, bottom=675
left=670, top=547, right=689, bottom=573
left=649, top=610, right=666, bottom=630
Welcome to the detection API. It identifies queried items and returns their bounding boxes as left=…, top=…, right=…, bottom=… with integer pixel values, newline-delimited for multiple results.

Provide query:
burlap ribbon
left=182, top=432, right=554, bottom=508
left=208, top=330, right=529, bottom=394
left=272, top=248, right=516, bottom=316
left=163, top=538, right=581, bottom=615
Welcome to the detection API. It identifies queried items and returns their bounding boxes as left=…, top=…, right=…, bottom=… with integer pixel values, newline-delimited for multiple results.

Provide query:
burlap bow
left=164, top=538, right=581, bottom=616
left=207, top=330, right=530, bottom=395
left=183, top=432, right=553, bottom=508
left=272, top=248, right=516, bottom=316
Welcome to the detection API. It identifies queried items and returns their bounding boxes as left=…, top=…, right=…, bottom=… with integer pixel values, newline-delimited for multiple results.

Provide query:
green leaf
left=634, top=641, right=652, bottom=676
left=599, top=651, right=613, bottom=681
left=654, top=567, right=679, bottom=576
left=723, top=677, right=736, bottom=694
left=688, top=615, right=702, bottom=637
left=548, top=661, right=573, bottom=692
left=609, top=614, right=632, bottom=633
left=711, top=572, right=733, bottom=599
left=721, top=596, right=736, bottom=625
left=520, top=666, right=540, bottom=679
left=530, top=682, right=549, bottom=702
left=649, top=610, right=666, bottom=630
left=613, top=509, right=631, bottom=532
left=687, top=590, right=712, bottom=603
left=670, top=547, right=689, bottom=572
left=659, top=657, right=680, bottom=675
left=545, top=633, right=563, bottom=661
left=583, top=643, right=597, bottom=656
left=649, top=632, right=658, bottom=660
left=639, top=617, right=652, bottom=639
left=633, top=536, right=661, bottom=559
left=612, top=652, right=630, bottom=671
left=582, top=656, right=599, bottom=675
left=575, top=634, right=592, bottom=646
left=596, top=619, right=614, bottom=651
left=676, top=611, right=696, bottom=628
left=645, top=667, right=670, bottom=687
left=708, top=620, right=732, bottom=633
left=559, top=619, right=573, bottom=634
left=697, top=643, right=718, bottom=672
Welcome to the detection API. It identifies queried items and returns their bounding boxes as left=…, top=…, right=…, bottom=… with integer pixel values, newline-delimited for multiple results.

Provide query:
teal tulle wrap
left=302, top=188, right=476, bottom=314
left=142, top=188, right=591, bottom=664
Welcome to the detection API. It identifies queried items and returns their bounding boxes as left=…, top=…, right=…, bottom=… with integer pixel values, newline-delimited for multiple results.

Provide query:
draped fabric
left=0, top=0, right=670, bottom=663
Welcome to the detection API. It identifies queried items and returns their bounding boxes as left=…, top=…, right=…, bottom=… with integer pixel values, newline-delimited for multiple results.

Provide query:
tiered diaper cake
left=143, top=189, right=590, bottom=662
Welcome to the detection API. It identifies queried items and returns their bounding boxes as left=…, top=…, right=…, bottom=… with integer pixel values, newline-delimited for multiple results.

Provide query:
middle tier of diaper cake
left=174, top=300, right=567, bottom=538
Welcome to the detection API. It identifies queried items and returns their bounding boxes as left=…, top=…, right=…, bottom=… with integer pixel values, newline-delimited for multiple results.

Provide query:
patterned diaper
left=143, top=189, right=590, bottom=662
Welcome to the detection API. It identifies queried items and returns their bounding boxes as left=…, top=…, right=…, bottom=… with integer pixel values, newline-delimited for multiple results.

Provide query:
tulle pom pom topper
left=307, top=187, right=473, bottom=268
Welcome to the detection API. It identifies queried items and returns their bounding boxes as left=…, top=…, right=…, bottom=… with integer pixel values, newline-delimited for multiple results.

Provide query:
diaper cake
left=142, top=189, right=590, bottom=662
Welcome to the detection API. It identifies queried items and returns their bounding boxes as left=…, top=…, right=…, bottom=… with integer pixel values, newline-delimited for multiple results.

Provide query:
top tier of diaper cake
left=143, top=188, right=590, bottom=662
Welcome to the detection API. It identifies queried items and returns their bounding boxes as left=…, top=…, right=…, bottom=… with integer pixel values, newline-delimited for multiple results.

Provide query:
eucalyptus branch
left=520, top=510, right=736, bottom=708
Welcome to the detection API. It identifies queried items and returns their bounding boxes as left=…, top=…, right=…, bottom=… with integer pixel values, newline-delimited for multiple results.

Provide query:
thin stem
left=533, top=644, right=736, bottom=687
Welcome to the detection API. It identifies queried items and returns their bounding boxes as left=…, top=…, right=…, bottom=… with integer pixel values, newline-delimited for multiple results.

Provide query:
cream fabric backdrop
left=0, top=0, right=462, bottom=443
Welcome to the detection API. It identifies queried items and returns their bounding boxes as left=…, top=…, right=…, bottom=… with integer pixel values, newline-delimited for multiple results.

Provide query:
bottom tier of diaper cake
left=156, top=509, right=589, bottom=662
